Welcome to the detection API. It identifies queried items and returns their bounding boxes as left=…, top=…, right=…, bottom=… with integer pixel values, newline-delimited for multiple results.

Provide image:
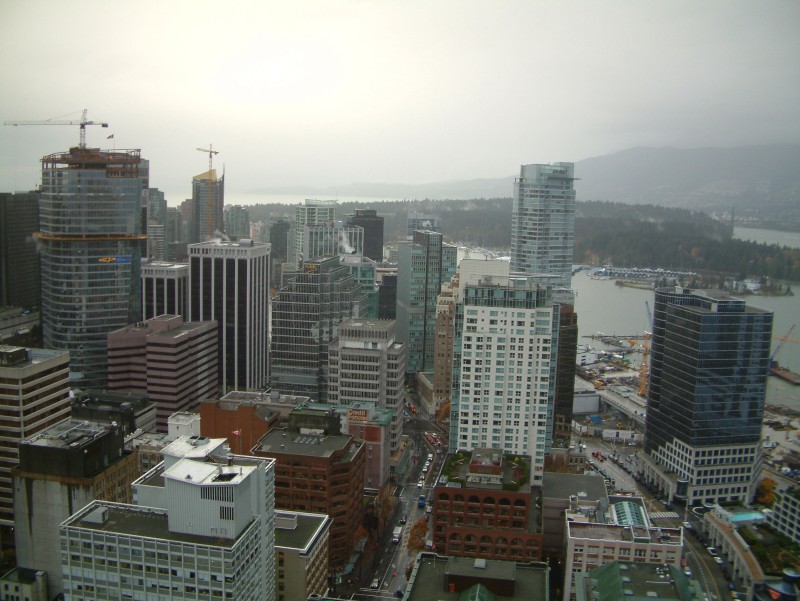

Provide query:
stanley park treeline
left=247, top=199, right=800, bottom=282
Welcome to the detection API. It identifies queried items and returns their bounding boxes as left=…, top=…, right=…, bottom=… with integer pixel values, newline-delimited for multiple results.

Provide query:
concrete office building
left=189, top=239, right=270, bottom=392
left=406, top=212, right=441, bottom=240
left=270, top=257, right=368, bottom=401
left=641, top=287, right=773, bottom=506
left=510, top=162, right=576, bottom=288
left=141, top=261, right=189, bottom=320
left=449, top=265, right=559, bottom=483
left=274, top=511, right=331, bottom=601
left=288, top=199, right=337, bottom=268
left=71, top=388, right=157, bottom=434
left=0, top=346, right=70, bottom=535
left=563, top=500, right=684, bottom=601
left=37, top=147, right=147, bottom=387
left=346, top=209, right=384, bottom=261
left=298, top=221, right=364, bottom=266
left=396, top=230, right=457, bottom=373
left=63, top=435, right=276, bottom=601
left=12, top=419, right=139, bottom=597
left=190, top=168, right=224, bottom=243
left=0, top=191, right=40, bottom=309
left=328, top=319, right=406, bottom=451
left=108, top=315, right=218, bottom=430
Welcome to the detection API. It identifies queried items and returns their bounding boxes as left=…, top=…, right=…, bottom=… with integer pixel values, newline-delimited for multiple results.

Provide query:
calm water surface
left=571, top=271, right=800, bottom=412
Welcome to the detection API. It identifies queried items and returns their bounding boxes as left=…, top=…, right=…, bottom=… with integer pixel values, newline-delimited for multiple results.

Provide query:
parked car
left=714, top=556, right=724, bottom=565
left=706, top=547, right=718, bottom=556
left=684, top=567, right=692, bottom=577
left=682, top=521, right=693, bottom=530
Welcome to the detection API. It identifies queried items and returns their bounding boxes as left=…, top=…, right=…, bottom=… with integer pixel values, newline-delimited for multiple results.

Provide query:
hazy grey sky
left=1, top=1, right=798, bottom=201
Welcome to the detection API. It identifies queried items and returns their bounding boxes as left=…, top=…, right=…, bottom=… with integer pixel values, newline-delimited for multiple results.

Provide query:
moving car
left=684, top=567, right=692, bottom=577
left=399, top=514, right=407, bottom=524
left=706, top=547, right=718, bottom=556
left=371, top=578, right=381, bottom=589
left=714, top=556, right=724, bottom=565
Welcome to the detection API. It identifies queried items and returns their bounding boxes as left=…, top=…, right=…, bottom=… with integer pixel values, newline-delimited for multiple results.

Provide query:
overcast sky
left=1, top=1, right=799, bottom=202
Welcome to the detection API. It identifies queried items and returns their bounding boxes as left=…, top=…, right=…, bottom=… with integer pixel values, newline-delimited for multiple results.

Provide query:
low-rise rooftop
left=254, top=428, right=355, bottom=460
left=275, top=511, right=330, bottom=553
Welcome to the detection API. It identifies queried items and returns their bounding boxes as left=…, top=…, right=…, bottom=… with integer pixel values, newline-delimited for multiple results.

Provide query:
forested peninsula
left=247, top=199, right=800, bottom=282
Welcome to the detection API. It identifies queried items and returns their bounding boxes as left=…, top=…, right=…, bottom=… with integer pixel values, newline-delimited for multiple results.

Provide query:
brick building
left=432, top=449, right=543, bottom=561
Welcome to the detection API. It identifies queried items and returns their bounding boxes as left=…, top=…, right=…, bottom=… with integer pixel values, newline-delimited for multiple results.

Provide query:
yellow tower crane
left=196, top=144, right=220, bottom=236
left=4, top=109, right=108, bottom=148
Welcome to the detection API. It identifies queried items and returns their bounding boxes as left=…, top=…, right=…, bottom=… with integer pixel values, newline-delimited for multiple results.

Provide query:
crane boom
left=771, top=324, right=797, bottom=365
left=4, top=109, right=109, bottom=148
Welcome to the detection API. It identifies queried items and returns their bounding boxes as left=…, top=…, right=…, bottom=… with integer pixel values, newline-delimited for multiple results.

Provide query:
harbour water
left=571, top=270, right=800, bottom=413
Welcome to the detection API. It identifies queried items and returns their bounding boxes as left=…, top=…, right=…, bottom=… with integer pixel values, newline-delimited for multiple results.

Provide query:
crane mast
left=196, top=144, right=221, bottom=237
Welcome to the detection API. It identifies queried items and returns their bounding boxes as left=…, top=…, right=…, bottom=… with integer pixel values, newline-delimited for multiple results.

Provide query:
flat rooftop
left=407, top=554, right=548, bottom=601
left=576, top=561, right=697, bottom=601
left=275, top=511, right=329, bottom=552
left=23, top=419, right=112, bottom=450
left=542, top=472, right=609, bottom=503
left=161, top=435, right=228, bottom=460
left=255, top=428, right=354, bottom=459
left=64, top=502, right=251, bottom=548
left=568, top=522, right=682, bottom=545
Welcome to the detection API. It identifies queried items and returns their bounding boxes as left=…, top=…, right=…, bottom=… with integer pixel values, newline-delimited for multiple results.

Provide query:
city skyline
left=2, top=2, right=798, bottom=199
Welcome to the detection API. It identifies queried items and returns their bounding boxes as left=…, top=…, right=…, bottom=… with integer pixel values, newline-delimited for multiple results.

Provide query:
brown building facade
left=432, top=449, right=543, bottom=562
left=252, top=427, right=366, bottom=568
left=107, top=315, right=218, bottom=430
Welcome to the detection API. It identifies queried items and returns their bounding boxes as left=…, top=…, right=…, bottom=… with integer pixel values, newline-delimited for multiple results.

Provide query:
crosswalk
left=649, top=511, right=680, bottom=519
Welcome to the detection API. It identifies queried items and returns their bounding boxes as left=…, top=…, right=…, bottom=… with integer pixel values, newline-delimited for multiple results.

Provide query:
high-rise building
left=0, top=346, right=70, bottom=537
left=270, top=257, right=368, bottom=401
left=224, top=204, right=250, bottom=239
left=510, top=162, right=576, bottom=288
left=340, top=254, right=379, bottom=317
left=396, top=230, right=458, bottom=372
left=298, top=221, right=364, bottom=266
left=641, top=287, right=773, bottom=506
left=346, top=209, right=384, bottom=261
left=143, top=188, right=167, bottom=260
left=190, top=168, right=224, bottom=243
left=448, top=261, right=561, bottom=483
left=63, top=435, right=276, bottom=601
left=406, top=211, right=440, bottom=240
left=12, top=419, right=139, bottom=597
left=328, top=319, right=406, bottom=451
left=140, top=261, right=189, bottom=320
left=107, top=315, right=219, bottom=430
left=37, top=147, right=146, bottom=387
left=189, top=239, right=270, bottom=392
left=289, top=199, right=337, bottom=267
left=0, top=191, right=40, bottom=309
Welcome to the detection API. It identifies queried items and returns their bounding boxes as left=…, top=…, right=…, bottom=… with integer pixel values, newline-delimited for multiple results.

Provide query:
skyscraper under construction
left=37, top=146, right=147, bottom=387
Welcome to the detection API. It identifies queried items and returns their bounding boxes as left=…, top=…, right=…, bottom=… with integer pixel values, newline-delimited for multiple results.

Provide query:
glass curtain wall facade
left=270, top=257, right=369, bottom=401
left=396, top=231, right=458, bottom=373
left=510, top=163, right=576, bottom=288
left=38, top=148, right=146, bottom=387
left=643, top=287, right=773, bottom=505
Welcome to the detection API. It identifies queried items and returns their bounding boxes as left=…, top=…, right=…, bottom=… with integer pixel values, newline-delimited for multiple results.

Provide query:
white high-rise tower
left=510, top=163, right=576, bottom=287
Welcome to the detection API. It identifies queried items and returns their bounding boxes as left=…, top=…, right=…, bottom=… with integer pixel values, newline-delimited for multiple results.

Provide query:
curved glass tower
left=37, top=147, right=146, bottom=387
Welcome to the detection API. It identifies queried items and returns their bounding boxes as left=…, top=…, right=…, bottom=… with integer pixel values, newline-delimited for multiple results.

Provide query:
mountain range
left=250, top=144, right=800, bottom=226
